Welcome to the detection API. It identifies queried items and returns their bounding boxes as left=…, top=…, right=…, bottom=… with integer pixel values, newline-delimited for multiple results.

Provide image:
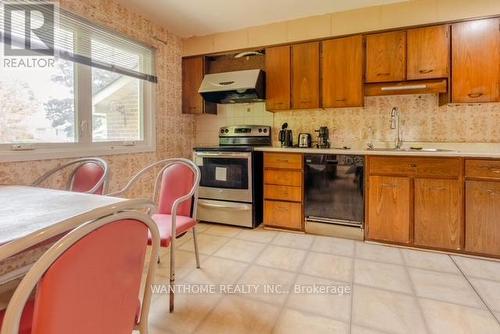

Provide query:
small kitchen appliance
left=279, top=123, right=293, bottom=147
left=298, top=133, right=312, bottom=148
left=315, top=126, right=330, bottom=148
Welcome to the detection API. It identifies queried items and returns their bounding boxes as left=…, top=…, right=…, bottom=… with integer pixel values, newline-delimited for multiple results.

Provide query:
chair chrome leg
left=169, top=243, right=175, bottom=313
left=192, top=227, right=201, bottom=269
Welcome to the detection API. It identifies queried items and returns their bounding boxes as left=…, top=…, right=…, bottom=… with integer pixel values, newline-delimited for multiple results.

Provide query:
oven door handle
left=198, top=200, right=251, bottom=211
left=195, top=152, right=251, bottom=158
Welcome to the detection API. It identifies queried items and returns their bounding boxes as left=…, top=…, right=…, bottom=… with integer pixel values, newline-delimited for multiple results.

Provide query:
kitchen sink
left=367, top=147, right=457, bottom=153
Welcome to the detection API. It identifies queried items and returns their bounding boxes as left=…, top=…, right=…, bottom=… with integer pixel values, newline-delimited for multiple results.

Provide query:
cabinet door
left=265, top=46, right=291, bottom=111
left=182, top=57, right=216, bottom=114
left=407, top=25, right=450, bottom=80
left=365, top=31, right=406, bottom=83
left=414, top=178, right=462, bottom=250
left=466, top=181, right=500, bottom=256
left=322, top=35, right=364, bottom=108
left=264, top=200, right=303, bottom=230
left=452, top=18, right=500, bottom=103
left=367, top=176, right=411, bottom=243
left=292, top=42, right=320, bottom=109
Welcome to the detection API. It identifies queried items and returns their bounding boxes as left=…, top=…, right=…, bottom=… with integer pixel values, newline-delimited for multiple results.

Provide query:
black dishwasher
left=304, top=155, right=364, bottom=227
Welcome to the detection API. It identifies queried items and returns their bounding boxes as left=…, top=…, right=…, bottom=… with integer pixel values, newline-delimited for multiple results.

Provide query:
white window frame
left=0, top=15, right=156, bottom=163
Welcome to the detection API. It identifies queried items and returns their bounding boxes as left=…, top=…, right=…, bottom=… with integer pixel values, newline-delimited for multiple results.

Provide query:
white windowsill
left=0, top=143, right=156, bottom=163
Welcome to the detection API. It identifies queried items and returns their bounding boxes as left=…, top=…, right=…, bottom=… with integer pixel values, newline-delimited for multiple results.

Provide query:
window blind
left=0, top=1, right=157, bottom=83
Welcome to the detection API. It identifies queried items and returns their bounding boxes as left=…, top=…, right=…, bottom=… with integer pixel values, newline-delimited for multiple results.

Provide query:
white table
left=0, top=186, right=152, bottom=285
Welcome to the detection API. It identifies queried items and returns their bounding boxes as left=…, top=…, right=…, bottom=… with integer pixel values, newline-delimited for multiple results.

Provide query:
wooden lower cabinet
left=465, top=180, right=500, bottom=256
left=263, top=152, right=304, bottom=231
left=367, top=176, right=411, bottom=244
left=414, top=178, right=462, bottom=250
left=264, top=200, right=302, bottom=230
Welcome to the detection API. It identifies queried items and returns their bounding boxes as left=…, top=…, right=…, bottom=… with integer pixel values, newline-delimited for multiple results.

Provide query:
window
left=0, top=4, right=156, bottom=161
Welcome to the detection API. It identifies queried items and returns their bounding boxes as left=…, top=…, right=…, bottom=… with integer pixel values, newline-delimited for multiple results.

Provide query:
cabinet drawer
left=466, top=160, right=500, bottom=179
left=369, top=156, right=460, bottom=177
left=264, top=170, right=302, bottom=187
left=264, top=185, right=302, bottom=202
left=264, top=200, right=303, bottom=230
left=264, top=153, right=302, bottom=169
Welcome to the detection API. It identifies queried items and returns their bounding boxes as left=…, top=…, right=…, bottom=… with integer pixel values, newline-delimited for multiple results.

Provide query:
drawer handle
left=430, top=187, right=447, bottom=191
left=276, top=159, right=290, bottom=163
left=377, top=72, right=391, bottom=76
left=488, top=168, right=500, bottom=174
left=381, top=183, right=398, bottom=188
left=409, top=164, right=417, bottom=168
left=419, top=69, right=434, bottom=74
left=335, top=98, right=346, bottom=102
left=487, top=190, right=499, bottom=196
left=468, top=92, right=483, bottom=98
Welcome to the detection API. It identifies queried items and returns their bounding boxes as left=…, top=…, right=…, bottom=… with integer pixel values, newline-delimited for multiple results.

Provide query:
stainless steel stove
left=193, top=125, right=272, bottom=228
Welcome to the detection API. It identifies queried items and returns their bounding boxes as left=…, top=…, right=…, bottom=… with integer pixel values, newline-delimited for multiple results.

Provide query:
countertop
left=254, top=143, right=500, bottom=158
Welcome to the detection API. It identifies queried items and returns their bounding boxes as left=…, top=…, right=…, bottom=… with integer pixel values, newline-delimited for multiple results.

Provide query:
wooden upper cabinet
left=321, top=35, right=364, bottom=108
left=452, top=18, right=500, bottom=103
left=265, top=46, right=291, bottom=111
left=292, top=42, right=320, bottom=109
left=407, top=25, right=450, bottom=80
left=182, top=56, right=216, bottom=114
left=365, top=31, right=406, bottom=83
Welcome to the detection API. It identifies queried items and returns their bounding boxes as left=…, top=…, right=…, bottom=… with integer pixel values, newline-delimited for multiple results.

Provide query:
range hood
left=199, top=69, right=265, bottom=104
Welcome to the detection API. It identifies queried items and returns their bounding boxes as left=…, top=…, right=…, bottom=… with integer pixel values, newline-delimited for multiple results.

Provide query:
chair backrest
left=0, top=212, right=160, bottom=334
left=33, top=158, right=109, bottom=195
left=70, top=162, right=106, bottom=194
left=110, top=158, right=201, bottom=219
left=157, top=163, right=195, bottom=216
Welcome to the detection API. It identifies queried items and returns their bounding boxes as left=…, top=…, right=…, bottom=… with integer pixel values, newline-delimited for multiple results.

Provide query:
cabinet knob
left=468, top=92, right=484, bottom=98
left=419, top=69, right=434, bottom=74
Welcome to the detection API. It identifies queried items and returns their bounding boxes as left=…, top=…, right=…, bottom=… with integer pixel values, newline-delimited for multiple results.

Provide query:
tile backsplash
left=194, top=94, right=500, bottom=148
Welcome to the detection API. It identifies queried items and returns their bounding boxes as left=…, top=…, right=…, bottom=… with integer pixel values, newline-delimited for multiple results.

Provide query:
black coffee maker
left=279, top=123, right=293, bottom=147
left=315, top=126, right=330, bottom=148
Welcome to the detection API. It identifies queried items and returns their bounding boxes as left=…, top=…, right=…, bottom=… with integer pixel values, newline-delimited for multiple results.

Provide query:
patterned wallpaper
left=195, top=95, right=500, bottom=148
left=0, top=0, right=194, bottom=198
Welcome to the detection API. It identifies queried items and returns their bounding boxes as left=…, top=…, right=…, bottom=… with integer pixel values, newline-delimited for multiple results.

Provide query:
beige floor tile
left=409, top=268, right=484, bottom=308
left=149, top=291, right=222, bottom=334
left=287, top=274, right=352, bottom=322
left=179, top=233, right=229, bottom=255
left=311, top=236, right=355, bottom=257
left=301, top=252, right=353, bottom=282
left=273, top=308, right=349, bottom=334
left=236, top=228, right=278, bottom=244
left=355, top=243, right=403, bottom=265
left=236, top=265, right=295, bottom=305
left=350, top=325, right=388, bottom=334
left=352, top=285, right=427, bottom=334
left=156, top=249, right=206, bottom=280
left=452, top=256, right=500, bottom=281
left=256, top=245, right=307, bottom=272
left=202, top=224, right=243, bottom=238
left=272, top=232, right=315, bottom=250
left=214, top=239, right=266, bottom=263
left=354, top=259, right=413, bottom=294
left=470, top=278, right=500, bottom=312
left=195, top=295, right=280, bottom=334
left=420, top=298, right=500, bottom=334
left=184, top=256, right=248, bottom=285
left=402, top=248, right=459, bottom=274
left=195, top=223, right=210, bottom=232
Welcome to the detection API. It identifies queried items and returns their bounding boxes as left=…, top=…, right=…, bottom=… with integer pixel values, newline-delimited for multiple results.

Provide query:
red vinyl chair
left=0, top=211, right=160, bottom=334
left=32, top=158, right=109, bottom=195
left=110, top=158, right=201, bottom=312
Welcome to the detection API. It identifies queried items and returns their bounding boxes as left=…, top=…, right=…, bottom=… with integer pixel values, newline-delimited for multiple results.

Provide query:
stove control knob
left=220, top=129, right=225, bottom=134
left=263, top=128, right=268, bottom=133
left=224, top=129, right=229, bottom=133
left=258, top=128, right=262, bottom=133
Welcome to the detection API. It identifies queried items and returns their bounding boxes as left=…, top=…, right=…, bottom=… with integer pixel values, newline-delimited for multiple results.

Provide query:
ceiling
left=116, top=0, right=411, bottom=38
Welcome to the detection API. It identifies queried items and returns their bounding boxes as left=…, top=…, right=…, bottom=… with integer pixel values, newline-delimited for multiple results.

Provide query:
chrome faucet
left=390, top=107, right=403, bottom=150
